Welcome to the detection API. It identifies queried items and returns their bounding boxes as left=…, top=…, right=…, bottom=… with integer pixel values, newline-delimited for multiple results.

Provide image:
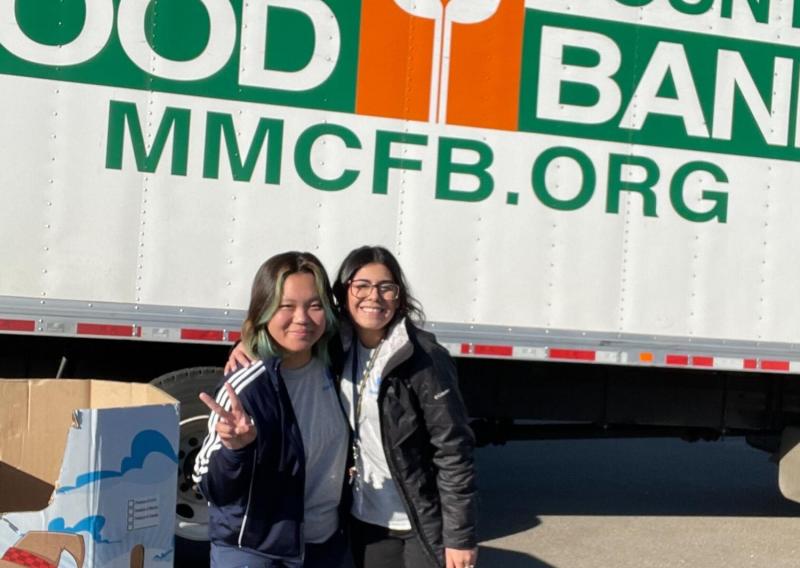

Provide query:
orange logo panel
left=356, top=0, right=525, bottom=131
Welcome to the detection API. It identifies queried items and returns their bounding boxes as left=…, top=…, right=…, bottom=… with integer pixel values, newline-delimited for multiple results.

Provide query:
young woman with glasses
left=227, top=246, right=478, bottom=568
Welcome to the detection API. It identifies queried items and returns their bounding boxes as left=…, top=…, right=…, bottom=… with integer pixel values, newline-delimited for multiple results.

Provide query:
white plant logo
left=393, top=0, right=501, bottom=123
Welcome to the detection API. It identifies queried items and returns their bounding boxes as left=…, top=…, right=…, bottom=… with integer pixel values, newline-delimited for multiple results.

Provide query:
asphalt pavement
left=475, top=437, right=800, bottom=568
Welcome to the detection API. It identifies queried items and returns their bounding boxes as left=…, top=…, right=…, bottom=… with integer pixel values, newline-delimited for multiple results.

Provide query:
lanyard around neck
left=351, top=340, right=384, bottom=444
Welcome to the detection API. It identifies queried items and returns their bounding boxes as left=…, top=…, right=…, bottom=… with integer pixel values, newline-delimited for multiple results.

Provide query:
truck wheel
left=150, top=367, right=223, bottom=567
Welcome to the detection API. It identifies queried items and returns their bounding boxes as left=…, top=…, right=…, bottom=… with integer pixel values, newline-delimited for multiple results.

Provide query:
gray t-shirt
left=282, top=357, right=349, bottom=543
left=339, top=341, right=411, bottom=530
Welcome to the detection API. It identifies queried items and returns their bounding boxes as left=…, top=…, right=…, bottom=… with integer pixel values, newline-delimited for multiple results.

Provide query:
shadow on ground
left=477, top=544, right=553, bottom=567
left=341, top=543, right=550, bottom=568
left=475, top=436, right=800, bottom=543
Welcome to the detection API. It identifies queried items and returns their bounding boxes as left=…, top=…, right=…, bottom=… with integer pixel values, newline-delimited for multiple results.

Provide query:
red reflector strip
left=474, top=345, right=513, bottom=357
left=549, top=349, right=596, bottom=361
left=692, top=356, right=713, bottom=367
left=744, top=359, right=758, bottom=369
left=228, top=331, right=241, bottom=342
left=77, top=323, right=141, bottom=337
left=181, top=329, right=224, bottom=342
left=666, top=354, right=689, bottom=366
left=0, top=319, right=36, bottom=332
left=761, top=360, right=790, bottom=372
left=459, top=344, right=513, bottom=357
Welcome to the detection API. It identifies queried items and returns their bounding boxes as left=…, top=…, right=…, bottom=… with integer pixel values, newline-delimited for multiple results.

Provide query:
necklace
left=349, top=339, right=384, bottom=487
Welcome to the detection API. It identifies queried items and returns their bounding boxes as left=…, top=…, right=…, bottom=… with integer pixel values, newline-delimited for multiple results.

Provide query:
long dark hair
left=333, top=246, right=424, bottom=327
left=241, top=251, right=338, bottom=362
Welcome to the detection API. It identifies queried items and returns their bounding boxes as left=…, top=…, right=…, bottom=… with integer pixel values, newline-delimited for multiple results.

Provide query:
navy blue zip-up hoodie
left=192, top=358, right=306, bottom=558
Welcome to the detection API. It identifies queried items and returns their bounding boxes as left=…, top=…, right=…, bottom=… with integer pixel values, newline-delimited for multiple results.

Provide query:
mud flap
left=778, top=426, right=800, bottom=503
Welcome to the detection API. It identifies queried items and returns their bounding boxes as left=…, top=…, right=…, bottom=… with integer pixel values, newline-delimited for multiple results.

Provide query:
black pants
left=349, top=516, right=436, bottom=568
left=306, top=527, right=348, bottom=568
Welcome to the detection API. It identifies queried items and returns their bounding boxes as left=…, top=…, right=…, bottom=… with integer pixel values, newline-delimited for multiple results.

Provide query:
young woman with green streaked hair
left=241, top=251, right=339, bottom=365
left=194, top=251, right=350, bottom=568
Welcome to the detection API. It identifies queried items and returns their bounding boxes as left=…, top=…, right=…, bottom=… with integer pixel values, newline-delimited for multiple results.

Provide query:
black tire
left=151, top=366, right=223, bottom=568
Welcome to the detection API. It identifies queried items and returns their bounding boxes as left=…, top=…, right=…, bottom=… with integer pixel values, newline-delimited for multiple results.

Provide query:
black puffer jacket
left=363, top=319, right=477, bottom=567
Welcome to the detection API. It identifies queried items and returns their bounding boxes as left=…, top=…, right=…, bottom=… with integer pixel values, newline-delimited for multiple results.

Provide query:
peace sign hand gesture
left=199, top=382, right=257, bottom=450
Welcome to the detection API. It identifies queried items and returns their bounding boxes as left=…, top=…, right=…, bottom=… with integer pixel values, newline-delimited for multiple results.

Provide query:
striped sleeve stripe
left=214, top=362, right=265, bottom=413
left=192, top=362, right=265, bottom=480
left=194, top=362, right=264, bottom=464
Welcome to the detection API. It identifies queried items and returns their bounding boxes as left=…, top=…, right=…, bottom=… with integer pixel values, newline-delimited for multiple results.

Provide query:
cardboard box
left=0, top=379, right=180, bottom=567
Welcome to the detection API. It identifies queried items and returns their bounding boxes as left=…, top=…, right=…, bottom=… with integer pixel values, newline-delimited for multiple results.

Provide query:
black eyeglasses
left=348, top=279, right=400, bottom=300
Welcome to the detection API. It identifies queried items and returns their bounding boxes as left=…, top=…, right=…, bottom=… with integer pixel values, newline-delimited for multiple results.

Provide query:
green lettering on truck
left=373, top=131, right=428, bottom=195
left=204, top=113, right=284, bottom=184
left=0, top=0, right=360, bottom=112
left=520, top=9, right=800, bottom=162
left=670, top=161, right=729, bottom=223
left=607, top=154, right=660, bottom=218
left=435, top=138, right=494, bottom=203
left=531, top=147, right=595, bottom=211
left=294, top=123, right=362, bottom=191
left=106, top=101, right=190, bottom=175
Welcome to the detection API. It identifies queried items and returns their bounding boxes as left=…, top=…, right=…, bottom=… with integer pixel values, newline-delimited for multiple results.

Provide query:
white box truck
left=3, top=0, right=800, bottom=561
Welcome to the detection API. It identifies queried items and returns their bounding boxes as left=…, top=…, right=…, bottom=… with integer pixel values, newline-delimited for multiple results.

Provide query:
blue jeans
left=211, top=528, right=347, bottom=568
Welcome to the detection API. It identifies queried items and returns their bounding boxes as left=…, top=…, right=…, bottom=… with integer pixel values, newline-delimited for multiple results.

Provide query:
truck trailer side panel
left=3, top=1, right=800, bottom=361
